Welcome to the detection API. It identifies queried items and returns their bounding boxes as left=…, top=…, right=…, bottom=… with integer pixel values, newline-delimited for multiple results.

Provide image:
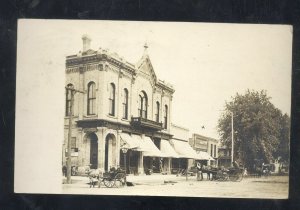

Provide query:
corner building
left=63, top=35, right=175, bottom=174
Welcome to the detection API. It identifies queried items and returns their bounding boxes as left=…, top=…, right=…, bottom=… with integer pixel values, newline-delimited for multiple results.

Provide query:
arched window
left=109, top=83, right=116, bottom=116
left=122, top=88, right=129, bottom=119
left=155, top=101, right=160, bottom=122
left=65, top=84, right=74, bottom=116
left=87, top=82, right=96, bottom=115
left=164, top=105, right=168, bottom=129
left=138, top=91, right=148, bottom=119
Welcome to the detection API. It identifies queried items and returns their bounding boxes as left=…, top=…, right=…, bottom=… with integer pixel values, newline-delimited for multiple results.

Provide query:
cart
left=101, top=168, right=126, bottom=188
left=204, top=166, right=244, bottom=182
left=227, top=166, right=244, bottom=182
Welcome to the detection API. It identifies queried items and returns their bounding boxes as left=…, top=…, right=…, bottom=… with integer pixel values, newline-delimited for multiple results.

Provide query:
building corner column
left=96, top=127, right=107, bottom=171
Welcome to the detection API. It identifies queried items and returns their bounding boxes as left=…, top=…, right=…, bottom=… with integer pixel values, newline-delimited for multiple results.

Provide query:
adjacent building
left=189, top=133, right=218, bottom=165
left=169, top=124, right=198, bottom=173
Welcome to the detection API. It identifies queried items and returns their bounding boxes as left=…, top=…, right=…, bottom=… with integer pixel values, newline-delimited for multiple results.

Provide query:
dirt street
left=62, top=175, right=288, bottom=199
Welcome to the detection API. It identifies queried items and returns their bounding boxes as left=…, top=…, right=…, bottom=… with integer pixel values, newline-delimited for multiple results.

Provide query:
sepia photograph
left=15, top=20, right=292, bottom=198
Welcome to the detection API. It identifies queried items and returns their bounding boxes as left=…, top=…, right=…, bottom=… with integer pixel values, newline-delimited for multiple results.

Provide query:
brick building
left=63, top=35, right=184, bottom=174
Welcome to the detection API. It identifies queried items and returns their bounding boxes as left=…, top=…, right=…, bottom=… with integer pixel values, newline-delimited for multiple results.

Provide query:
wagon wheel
left=229, top=173, right=239, bottom=182
left=236, top=173, right=243, bottom=182
left=223, top=173, right=229, bottom=181
left=103, top=178, right=115, bottom=188
left=114, top=173, right=126, bottom=188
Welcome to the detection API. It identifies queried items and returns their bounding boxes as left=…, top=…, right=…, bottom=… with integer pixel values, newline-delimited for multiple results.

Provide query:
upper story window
left=210, top=144, right=213, bottom=156
left=65, top=83, right=74, bottom=116
left=122, top=88, right=129, bottom=119
left=164, top=105, right=168, bottom=129
left=109, top=83, right=116, bottom=116
left=138, top=91, right=148, bottom=119
left=155, top=101, right=160, bottom=122
left=87, top=82, right=96, bottom=115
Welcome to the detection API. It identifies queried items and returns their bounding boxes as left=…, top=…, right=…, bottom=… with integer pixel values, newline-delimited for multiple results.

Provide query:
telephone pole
left=65, top=86, right=84, bottom=184
left=231, top=111, right=234, bottom=165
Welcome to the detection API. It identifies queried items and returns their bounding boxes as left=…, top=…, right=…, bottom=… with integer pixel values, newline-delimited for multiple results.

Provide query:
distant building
left=189, top=133, right=218, bottom=165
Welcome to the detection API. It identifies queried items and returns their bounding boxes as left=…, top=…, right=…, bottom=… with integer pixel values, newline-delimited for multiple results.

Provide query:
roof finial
left=144, top=42, right=148, bottom=54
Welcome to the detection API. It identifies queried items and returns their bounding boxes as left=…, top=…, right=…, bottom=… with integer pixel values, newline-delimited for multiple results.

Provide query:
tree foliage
left=218, top=90, right=290, bottom=168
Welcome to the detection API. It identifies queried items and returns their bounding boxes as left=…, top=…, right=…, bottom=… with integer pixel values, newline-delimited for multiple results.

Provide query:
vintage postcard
left=15, top=20, right=291, bottom=198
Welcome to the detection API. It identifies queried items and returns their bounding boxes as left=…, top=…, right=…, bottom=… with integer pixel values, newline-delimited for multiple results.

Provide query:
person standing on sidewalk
left=196, top=162, right=203, bottom=181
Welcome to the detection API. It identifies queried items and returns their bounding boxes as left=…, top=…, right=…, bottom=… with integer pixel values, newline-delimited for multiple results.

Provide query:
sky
left=17, top=20, right=292, bottom=139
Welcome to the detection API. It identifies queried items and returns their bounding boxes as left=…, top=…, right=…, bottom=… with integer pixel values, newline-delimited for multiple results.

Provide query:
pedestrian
left=62, top=165, right=67, bottom=177
left=196, top=162, right=203, bottom=181
left=244, top=168, right=248, bottom=177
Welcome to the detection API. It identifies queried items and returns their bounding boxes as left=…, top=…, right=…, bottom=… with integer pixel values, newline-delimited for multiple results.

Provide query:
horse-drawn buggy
left=88, top=167, right=127, bottom=188
left=202, top=162, right=244, bottom=182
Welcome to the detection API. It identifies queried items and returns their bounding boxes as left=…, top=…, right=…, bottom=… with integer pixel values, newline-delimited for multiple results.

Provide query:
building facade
left=170, top=124, right=195, bottom=173
left=63, top=35, right=176, bottom=174
left=189, top=133, right=219, bottom=165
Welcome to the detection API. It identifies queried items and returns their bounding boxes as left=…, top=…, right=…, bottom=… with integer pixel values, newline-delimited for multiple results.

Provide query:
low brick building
left=189, top=133, right=218, bottom=165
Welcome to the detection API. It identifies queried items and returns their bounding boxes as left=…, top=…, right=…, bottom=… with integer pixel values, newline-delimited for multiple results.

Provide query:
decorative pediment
left=136, top=55, right=157, bottom=87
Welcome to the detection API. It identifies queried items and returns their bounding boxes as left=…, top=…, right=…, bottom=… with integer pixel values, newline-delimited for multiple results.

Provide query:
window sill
left=83, top=114, right=98, bottom=118
left=121, top=118, right=130, bottom=122
left=64, top=116, right=79, bottom=119
left=107, top=114, right=118, bottom=119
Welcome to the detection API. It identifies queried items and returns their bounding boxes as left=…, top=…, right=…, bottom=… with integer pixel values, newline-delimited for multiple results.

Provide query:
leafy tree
left=275, top=113, right=290, bottom=162
left=218, top=90, right=290, bottom=169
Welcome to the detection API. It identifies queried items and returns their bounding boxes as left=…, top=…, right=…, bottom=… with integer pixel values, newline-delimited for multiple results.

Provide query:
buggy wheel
left=236, top=173, right=243, bottom=182
left=229, top=174, right=239, bottom=182
left=103, top=178, right=115, bottom=188
left=114, top=173, right=126, bottom=188
left=223, top=173, right=229, bottom=181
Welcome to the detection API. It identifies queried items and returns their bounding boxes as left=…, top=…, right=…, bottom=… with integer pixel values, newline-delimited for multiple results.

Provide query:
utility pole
left=65, top=86, right=84, bottom=184
left=231, top=111, right=234, bottom=165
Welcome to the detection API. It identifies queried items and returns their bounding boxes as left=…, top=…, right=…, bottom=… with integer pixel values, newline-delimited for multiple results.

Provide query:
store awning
left=160, top=140, right=180, bottom=158
left=120, top=133, right=139, bottom=149
left=127, top=135, right=167, bottom=157
left=170, top=139, right=198, bottom=159
left=142, top=137, right=167, bottom=157
left=196, top=151, right=215, bottom=161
